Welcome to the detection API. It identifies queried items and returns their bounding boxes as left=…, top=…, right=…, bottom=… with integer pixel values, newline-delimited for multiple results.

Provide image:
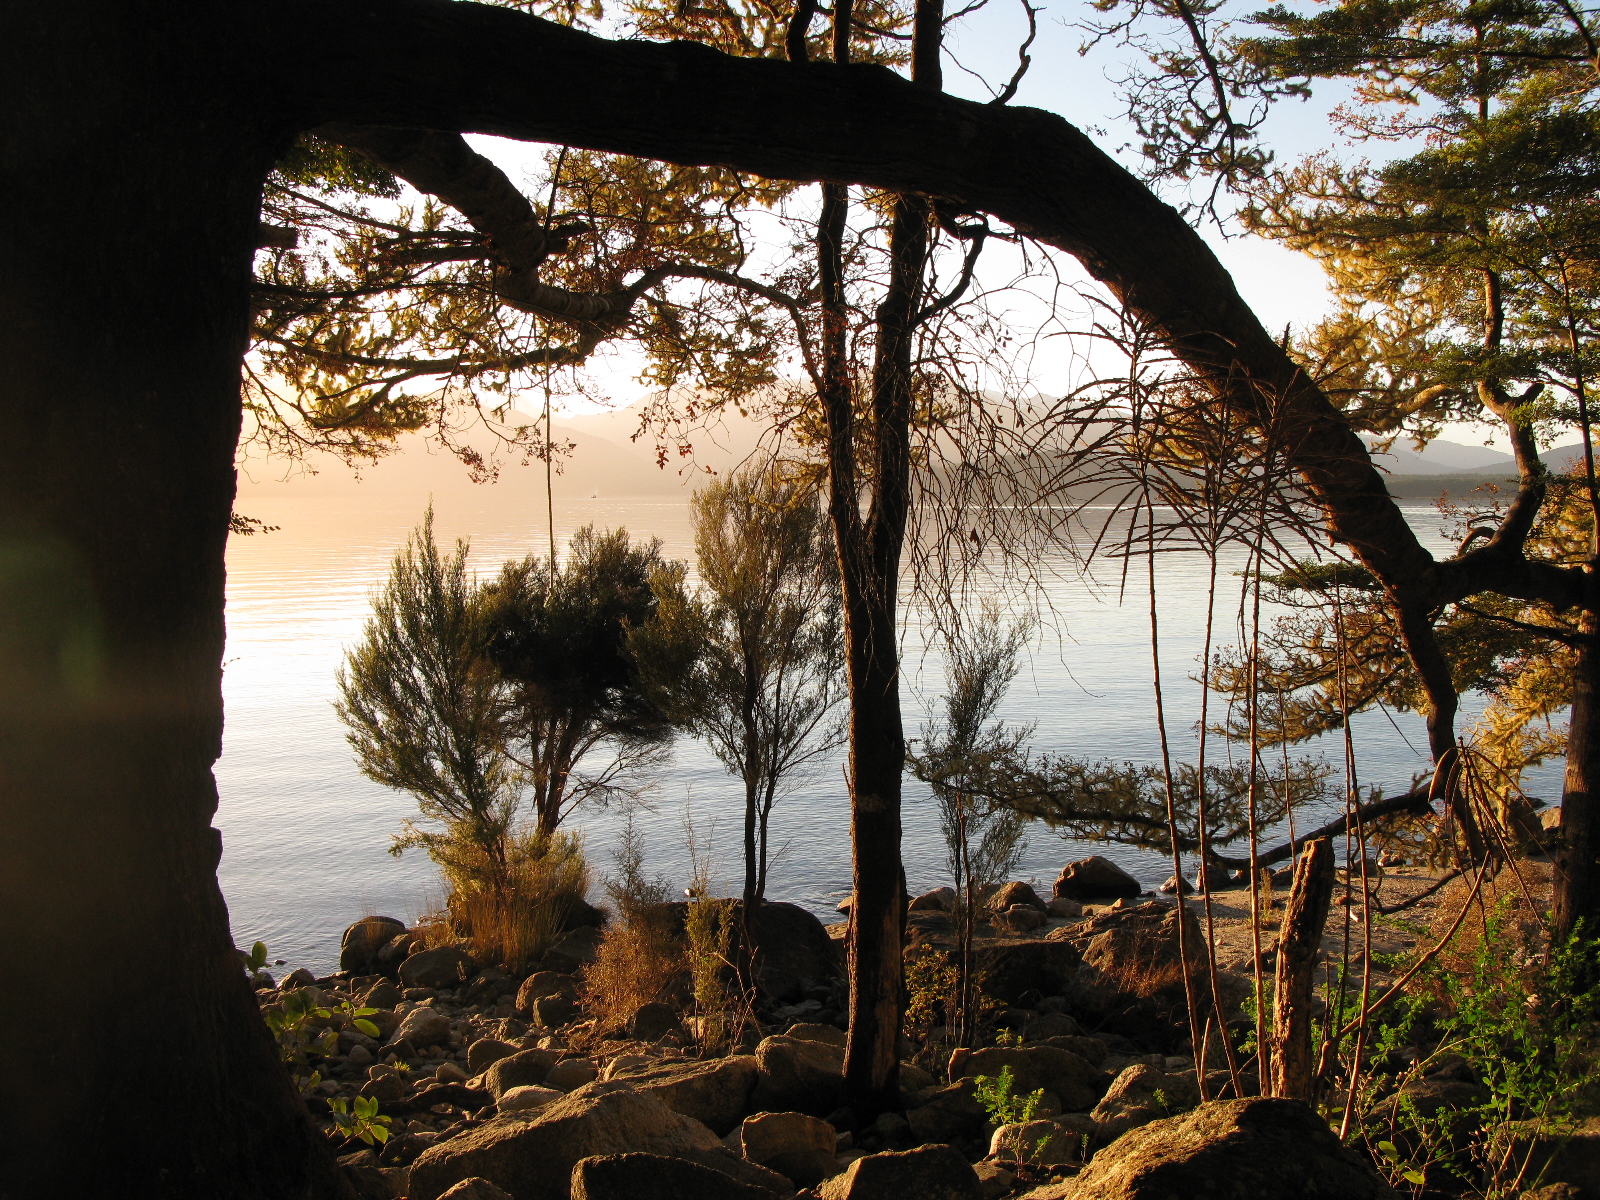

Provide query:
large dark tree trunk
left=0, top=3, right=345, bottom=1195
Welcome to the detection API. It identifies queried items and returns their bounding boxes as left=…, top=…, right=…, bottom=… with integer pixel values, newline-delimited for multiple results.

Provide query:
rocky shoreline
left=243, top=854, right=1592, bottom=1200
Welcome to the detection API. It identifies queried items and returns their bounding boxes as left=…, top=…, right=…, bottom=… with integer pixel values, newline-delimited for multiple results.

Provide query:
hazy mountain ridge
left=235, top=398, right=794, bottom=502
left=1366, top=436, right=1589, bottom=476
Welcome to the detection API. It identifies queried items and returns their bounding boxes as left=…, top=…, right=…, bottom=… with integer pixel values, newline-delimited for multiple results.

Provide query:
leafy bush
left=1355, top=904, right=1600, bottom=1196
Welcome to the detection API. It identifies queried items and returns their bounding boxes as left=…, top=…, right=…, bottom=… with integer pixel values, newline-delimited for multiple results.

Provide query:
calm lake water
left=216, top=489, right=1562, bottom=974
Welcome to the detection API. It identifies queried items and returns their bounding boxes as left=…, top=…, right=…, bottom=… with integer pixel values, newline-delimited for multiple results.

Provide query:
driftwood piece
left=1270, top=838, right=1335, bottom=1101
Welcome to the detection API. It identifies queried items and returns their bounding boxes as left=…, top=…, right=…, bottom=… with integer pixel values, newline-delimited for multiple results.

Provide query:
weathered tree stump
left=1269, top=838, right=1335, bottom=1100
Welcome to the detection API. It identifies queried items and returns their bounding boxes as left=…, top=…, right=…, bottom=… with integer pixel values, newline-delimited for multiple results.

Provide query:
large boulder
left=956, top=1046, right=1103, bottom=1113
left=515, top=971, right=578, bottom=1014
left=571, top=1153, right=781, bottom=1200
left=784, top=1023, right=846, bottom=1047
left=499, top=1085, right=563, bottom=1115
left=542, top=927, right=605, bottom=975
left=972, top=940, right=1082, bottom=1005
left=342, top=917, right=408, bottom=974
left=1080, top=902, right=1206, bottom=986
left=436, top=1180, right=514, bottom=1200
left=910, top=887, right=956, bottom=912
left=1092, top=1064, right=1201, bottom=1138
left=995, top=906, right=1046, bottom=934
left=408, top=1082, right=787, bottom=1200
left=1065, top=903, right=1209, bottom=1049
left=545, top=1058, right=599, bottom=1091
left=363, top=980, right=403, bottom=1010
left=400, top=946, right=477, bottom=991
left=388, top=1006, right=453, bottom=1050
left=750, top=1035, right=844, bottom=1117
left=1036, top=1034, right=1107, bottom=1068
left=988, top=882, right=1047, bottom=912
left=817, top=1144, right=983, bottom=1200
left=1068, top=1098, right=1398, bottom=1199
left=533, top=993, right=581, bottom=1029
left=738, top=1111, right=838, bottom=1187
left=480, top=1049, right=555, bottom=1099
left=630, top=1002, right=682, bottom=1043
left=906, top=1080, right=990, bottom=1146
left=637, top=901, right=844, bottom=1003
left=628, top=1055, right=759, bottom=1135
left=1053, top=857, right=1142, bottom=901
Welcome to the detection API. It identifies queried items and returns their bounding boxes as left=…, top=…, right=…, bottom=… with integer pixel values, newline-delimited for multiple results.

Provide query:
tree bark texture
left=0, top=3, right=349, bottom=1195
left=1270, top=838, right=1335, bottom=1101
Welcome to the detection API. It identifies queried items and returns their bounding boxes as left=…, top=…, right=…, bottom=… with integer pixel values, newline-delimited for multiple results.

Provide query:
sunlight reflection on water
left=216, top=491, right=1561, bottom=974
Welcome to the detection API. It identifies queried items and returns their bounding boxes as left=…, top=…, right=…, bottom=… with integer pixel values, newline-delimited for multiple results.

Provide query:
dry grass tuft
left=581, top=814, right=683, bottom=1032
left=415, top=830, right=591, bottom=973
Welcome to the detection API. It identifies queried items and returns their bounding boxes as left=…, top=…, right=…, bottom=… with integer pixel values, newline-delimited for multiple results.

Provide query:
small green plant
left=972, top=1066, right=1045, bottom=1127
left=1376, top=1139, right=1427, bottom=1188
left=328, top=1095, right=392, bottom=1146
left=244, top=941, right=269, bottom=975
left=994, top=1027, right=1024, bottom=1048
left=264, top=987, right=339, bottom=1081
left=333, top=998, right=383, bottom=1039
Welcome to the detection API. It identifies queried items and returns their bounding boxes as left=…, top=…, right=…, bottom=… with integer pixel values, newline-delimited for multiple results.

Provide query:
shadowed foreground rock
left=750, top=1034, right=845, bottom=1116
left=435, top=1179, right=514, bottom=1200
left=737, top=1110, right=839, bottom=1186
left=627, top=1054, right=758, bottom=1135
left=955, top=1045, right=1103, bottom=1113
left=571, top=1152, right=782, bottom=1200
left=817, top=1144, right=983, bottom=1200
left=407, top=1082, right=789, bottom=1200
left=1069, top=1098, right=1398, bottom=1199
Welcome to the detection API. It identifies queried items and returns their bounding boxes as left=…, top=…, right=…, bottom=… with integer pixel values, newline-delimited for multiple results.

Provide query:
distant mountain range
left=1367, top=437, right=1589, bottom=477
left=236, top=397, right=1594, bottom=505
left=235, top=396, right=793, bottom=501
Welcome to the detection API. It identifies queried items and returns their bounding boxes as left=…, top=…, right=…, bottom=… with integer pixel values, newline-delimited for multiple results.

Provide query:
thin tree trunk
left=0, top=5, right=346, bottom=1193
left=1270, top=838, right=1335, bottom=1100
left=742, top=684, right=761, bottom=915
left=1395, top=601, right=1483, bottom=863
left=1555, top=576, right=1600, bottom=943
